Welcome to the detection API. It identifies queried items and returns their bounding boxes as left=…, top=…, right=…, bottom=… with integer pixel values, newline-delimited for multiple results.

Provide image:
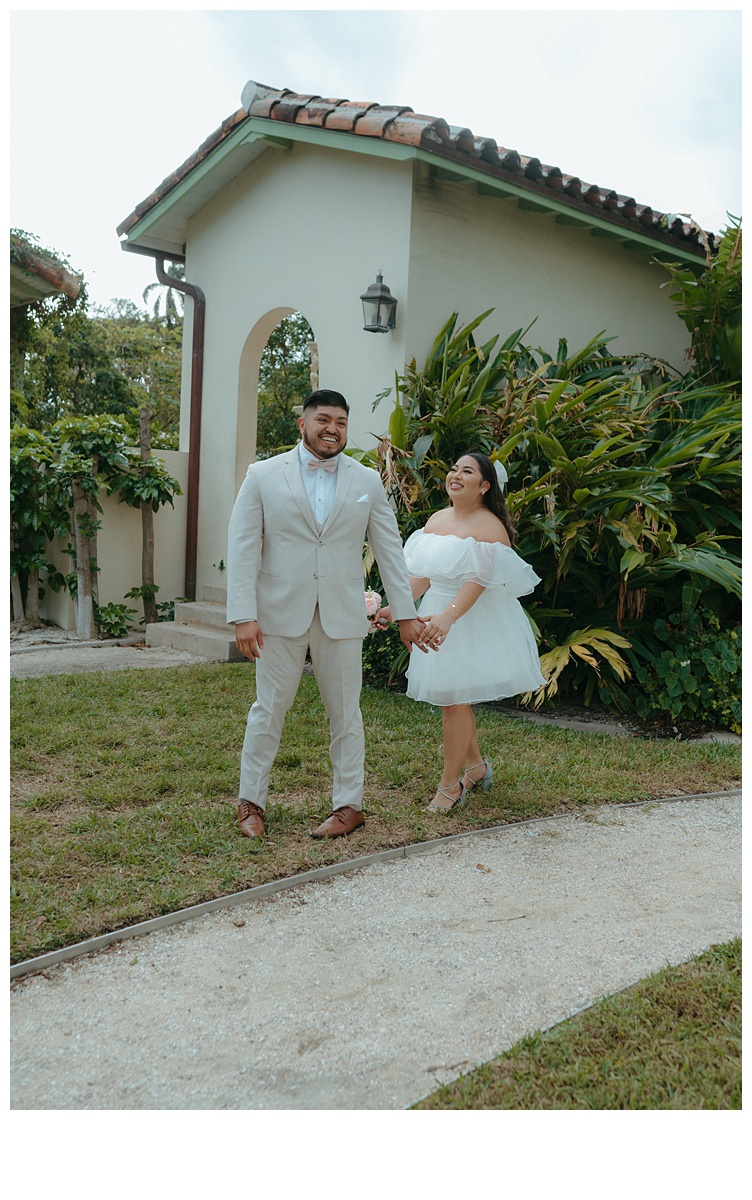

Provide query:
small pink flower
left=364, top=589, right=382, bottom=618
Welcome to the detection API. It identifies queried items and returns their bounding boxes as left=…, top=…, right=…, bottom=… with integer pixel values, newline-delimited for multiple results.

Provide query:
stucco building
left=78, top=79, right=715, bottom=648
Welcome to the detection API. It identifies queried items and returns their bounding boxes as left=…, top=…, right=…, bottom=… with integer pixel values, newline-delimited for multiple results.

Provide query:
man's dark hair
left=302, top=389, right=350, bottom=415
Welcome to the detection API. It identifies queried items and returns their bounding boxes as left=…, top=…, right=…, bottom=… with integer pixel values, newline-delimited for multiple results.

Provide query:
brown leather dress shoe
left=237, top=800, right=265, bottom=839
left=311, top=806, right=365, bottom=839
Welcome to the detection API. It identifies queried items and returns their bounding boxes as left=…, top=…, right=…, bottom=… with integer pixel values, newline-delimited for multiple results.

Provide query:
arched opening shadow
left=236, top=308, right=317, bottom=493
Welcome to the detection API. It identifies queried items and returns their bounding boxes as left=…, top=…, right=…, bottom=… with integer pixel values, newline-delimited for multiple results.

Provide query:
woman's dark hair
left=465, top=452, right=517, bottom=546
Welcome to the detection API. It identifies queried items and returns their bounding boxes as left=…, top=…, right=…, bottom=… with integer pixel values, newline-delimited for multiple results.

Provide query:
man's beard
left=304, top=434, right=341, bottom=460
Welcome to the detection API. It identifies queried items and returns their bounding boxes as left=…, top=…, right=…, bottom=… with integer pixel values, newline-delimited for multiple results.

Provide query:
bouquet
left=364, top=588, right=382, bottom=630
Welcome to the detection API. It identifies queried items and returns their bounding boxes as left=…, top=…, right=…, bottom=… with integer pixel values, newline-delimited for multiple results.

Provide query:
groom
left=227, top=389, right=426, bottom=839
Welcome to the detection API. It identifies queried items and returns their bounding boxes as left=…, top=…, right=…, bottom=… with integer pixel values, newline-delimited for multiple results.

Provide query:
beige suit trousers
left=240, top=607, right=364, bottom=811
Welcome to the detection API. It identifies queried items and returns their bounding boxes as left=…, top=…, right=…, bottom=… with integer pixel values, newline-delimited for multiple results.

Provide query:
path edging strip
left=10, top=790, right=741, bottom=981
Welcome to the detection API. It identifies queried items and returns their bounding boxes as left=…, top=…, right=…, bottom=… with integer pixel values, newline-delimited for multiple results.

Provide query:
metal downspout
left=119, top=242, right=204, bottom=601
left=154, top=258, right=205, bottom=602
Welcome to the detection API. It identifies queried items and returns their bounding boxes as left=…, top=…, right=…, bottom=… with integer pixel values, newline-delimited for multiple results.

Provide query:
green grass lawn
left=413, top=939, right=741, bottom=1110
left=10, top=663, right=741, bottom=963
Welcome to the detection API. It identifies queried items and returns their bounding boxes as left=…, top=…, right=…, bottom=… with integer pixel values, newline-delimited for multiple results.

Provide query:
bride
left=376, top=452, right=545, bottom=812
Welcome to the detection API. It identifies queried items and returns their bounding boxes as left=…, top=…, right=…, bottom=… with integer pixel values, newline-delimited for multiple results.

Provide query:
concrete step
left=202, top=585, right=227, bottom=604
left=145, top=621, right=244, bottom=662
left=174, top=600, right=232, bottom=631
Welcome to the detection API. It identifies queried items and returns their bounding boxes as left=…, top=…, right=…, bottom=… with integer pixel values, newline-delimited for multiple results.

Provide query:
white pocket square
left=356, top=494, right=369, bottom=503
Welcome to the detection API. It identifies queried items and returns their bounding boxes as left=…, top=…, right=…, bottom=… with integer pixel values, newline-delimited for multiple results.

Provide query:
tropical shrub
left=361, top=299, right=741, bottom=726
left=93, top=601, right=137, bottom=639
left=362, top=622, right=406, bottom=689
left=631, top=613, right=741, bottom=734
left=660, top=215, right=741, bottom=384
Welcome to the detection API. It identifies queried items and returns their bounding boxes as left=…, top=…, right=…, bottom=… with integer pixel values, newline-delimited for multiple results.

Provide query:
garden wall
left=40, top=449, right=189, bottom=631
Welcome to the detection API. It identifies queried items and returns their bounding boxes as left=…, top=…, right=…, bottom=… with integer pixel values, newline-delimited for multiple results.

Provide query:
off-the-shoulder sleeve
left=403, top=530, right=429, bottom=577
left=403, top=530, right=541, bottom=598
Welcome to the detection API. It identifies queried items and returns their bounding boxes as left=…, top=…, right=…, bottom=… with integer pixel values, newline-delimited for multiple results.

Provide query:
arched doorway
left=236, top=308, right=317, bottom=491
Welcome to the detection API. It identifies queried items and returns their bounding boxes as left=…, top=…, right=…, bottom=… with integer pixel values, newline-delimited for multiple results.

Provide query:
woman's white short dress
left=403, top=529, right=546, bottom=707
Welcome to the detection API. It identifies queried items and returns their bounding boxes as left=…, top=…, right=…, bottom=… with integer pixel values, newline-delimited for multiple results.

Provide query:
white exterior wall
left=166, top=143, right=694, bottom=606
left=403, top=162, right=692, bottom=371
left=40, top=449, right=189, bottom=630
left=180, top=141, right=414, bottom=600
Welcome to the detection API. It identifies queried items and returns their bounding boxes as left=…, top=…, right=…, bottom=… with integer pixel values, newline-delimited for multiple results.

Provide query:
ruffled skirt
left=406, top=583, right=546, bottom=707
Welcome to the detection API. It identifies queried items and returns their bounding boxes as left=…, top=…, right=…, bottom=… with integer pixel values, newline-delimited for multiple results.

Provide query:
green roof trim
left=122, top=114, right=707, bottom=267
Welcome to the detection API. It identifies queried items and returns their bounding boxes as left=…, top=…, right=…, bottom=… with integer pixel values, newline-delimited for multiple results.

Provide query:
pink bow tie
left=306, top=458, right=338, bottom=473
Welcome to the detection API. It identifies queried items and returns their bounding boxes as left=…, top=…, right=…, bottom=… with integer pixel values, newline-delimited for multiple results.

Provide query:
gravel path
left=10, top=793, right=741, bottom=1110
left=10, top=642, right=209, bottom=677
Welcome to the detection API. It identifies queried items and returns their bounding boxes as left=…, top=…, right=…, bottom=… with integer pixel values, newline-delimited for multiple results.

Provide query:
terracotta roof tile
left=448, top=126, right=477, bottom=155
left=269, top=92, right=321, bottom=124
left=498, top=149, right=522, bottom=173
left=117, top=81, right=717, bottom=254
left=381, top=111, right=452, bottom=148
left=323, top=100, right=379, bottom=132
left=522, top=156, right=544, bottom=181
left=475, top=137, right=500, bottom=165
left=243, top=87, right=289, bottom=119
left=563, top=176, right=583, bottom=199
left=355, top=105, right=414, bottom=138
left=294, top=98, right=342, bottom=127
left=583, top=184, right=604, bottom=207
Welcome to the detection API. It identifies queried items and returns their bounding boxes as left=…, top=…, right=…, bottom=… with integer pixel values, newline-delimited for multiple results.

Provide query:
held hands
left=416, top=607, right=455, bottom=650
left=375, top=607, right=431, bottom=654
left=397, top=616, right=429, bottom=653
left=235, top=620, right=264, bottom=660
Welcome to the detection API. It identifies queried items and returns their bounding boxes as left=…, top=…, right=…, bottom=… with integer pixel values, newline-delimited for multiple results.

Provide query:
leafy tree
left=51, top=416, right=131, bottom=638
left=109, top=407, right=182, bottom=627
left=256, top=313, right=314, bottom=457
left=11, top=283, right=182, bottom=446
left=10, top=427, right=70, bottom=626
left=10, top=236, right=183, bottom=633
left=11, top=229, right=87, bottom=425
left=95, top=300, right=182, bottom=448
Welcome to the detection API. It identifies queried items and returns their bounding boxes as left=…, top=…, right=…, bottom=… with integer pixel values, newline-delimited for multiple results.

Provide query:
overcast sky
left=10, top=4, right=742, bottom=310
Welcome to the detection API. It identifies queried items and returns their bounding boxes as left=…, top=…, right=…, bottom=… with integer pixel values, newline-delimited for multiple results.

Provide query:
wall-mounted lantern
left=360, top=271, right=397, bottom=333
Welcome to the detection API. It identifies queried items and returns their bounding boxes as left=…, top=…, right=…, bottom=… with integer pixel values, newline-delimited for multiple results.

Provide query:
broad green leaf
left=412, top=433, right=434, bottom=466
left=389, top=403, right=406, bottom=450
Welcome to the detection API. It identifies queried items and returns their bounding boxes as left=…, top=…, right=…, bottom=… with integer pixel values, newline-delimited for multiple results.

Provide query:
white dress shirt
left=298, top=440, right=340, bottom=527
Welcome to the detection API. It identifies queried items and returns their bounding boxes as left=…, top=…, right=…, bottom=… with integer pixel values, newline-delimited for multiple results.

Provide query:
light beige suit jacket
left=227, top=447, right=417, bottom=638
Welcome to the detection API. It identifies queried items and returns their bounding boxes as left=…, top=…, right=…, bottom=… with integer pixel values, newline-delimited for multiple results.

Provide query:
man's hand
left=397, top=617, right=429, bottom=653
left=373, top=605, right=392, bottom=630
left=235, top=620, right=264, bottom=661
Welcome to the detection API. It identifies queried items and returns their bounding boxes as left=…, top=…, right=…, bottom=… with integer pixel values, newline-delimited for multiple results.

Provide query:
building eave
left=117, top=83, right=717, bottom=268
left=10, top=237, right=83, bottom=308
